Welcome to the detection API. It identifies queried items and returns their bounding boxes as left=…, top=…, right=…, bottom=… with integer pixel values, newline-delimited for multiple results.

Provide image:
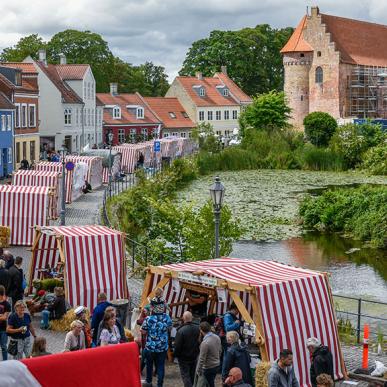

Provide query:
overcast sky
left=1, top=0, right=387, bottom=80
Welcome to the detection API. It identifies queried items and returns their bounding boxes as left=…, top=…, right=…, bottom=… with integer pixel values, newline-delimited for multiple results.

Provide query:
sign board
left=243, top=323, right=256, bottom=337
left=178, top=272, right=217, bottom=287
left=154, top=141, right=161, bottom=152
left=65, top=161, right=75, bottom=171
left=216, top=287, right=227, bottom=303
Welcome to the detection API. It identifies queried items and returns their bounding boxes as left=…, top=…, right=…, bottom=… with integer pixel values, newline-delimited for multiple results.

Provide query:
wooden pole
left=228, top=289, right=254, bottom=325
left=140, top=275, right=171, bottom=308
left=140, top=270, right=153, bottom=308
left=251, top=288, right=269, bottom=362
left=27, top=228, right=42, bottom=294
left=57, top=236, right=69, bottom=303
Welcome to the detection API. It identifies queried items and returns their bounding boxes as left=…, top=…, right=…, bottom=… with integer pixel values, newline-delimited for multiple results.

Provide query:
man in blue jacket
left=224, top=304, right=241, bottom=334
left=91, top=292, right=111, bottom=345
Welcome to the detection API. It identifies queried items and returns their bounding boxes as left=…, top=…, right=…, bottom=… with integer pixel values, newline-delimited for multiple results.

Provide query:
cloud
left=1, top=0, right=387, bottom=80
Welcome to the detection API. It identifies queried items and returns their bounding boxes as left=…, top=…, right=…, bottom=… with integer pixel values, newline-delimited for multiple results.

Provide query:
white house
left=25, top=50, right=103, bottom=153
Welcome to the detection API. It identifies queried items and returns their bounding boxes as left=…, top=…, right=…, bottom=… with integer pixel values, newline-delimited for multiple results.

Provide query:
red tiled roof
left=175, top=75, right=248, bottom=107
left=144, top=97, right=195, bottom=129
left=36, top=61, right=83, bottom=104
left=214, top=73, right=252, bottom=103
left=280, top=15, right=313, bottom=53
left=97, top=92, right=161, bottom=125
left=19, top=77, right=39, bottom=93
left=0, top=91, right=14, bottom=109
left=56, top=64, right=89, bottom=80
left=320, top=14, right=387, bottom=66
left=0, top=62, right=38, bottom=74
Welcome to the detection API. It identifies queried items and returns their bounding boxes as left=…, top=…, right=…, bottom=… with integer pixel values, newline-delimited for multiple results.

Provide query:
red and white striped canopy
left=152, top=258, right=344, bottom=387
left=0, top=185, right=50, bottom=245
left=12, top=170, right=60, bottom=219
left=102, top=154, right=122, bottom=184
left=65, top=156, right=103, bottom=189
left=29, top=225, right=129, bottom=311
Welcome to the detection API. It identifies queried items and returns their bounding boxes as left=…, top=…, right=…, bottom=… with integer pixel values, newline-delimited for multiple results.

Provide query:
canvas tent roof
left=143, top=258, right=345, bottom=387
left=29, top=225, right=129, bottom=311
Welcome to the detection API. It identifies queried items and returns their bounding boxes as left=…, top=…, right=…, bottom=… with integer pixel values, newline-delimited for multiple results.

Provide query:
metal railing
left=333, top=294, right=387, bottom=343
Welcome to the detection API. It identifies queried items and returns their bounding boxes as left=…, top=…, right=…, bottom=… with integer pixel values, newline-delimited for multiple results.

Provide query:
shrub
left=330, top=122, right=385, bottom=168
left=303, top=111, right=337, bottom=147
left=297, top=144, right=344, bottom=171
left=361, top=142, right=387, bottom=175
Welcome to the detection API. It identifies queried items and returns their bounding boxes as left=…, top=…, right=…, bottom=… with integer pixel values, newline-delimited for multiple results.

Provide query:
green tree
left=303, top=112, right=337, bottom=147
left=138, top=62, right=169, bottom=96
left=191, top=122, right=222, bottom=153
left=239, top=91, right=291, bottom=136
left=179, top=25, right=294, bottom=95
left=0, top=34, right=46, bottom=62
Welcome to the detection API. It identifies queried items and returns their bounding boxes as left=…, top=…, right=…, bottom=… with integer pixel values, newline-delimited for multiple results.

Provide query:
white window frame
left=232, top=110, right=238, bottom=120
left=181, top=132, right=186, bottom=138
left=198, top=111, right=204, bottom=121
left=216, top=110, right=221, bottom=120
left=224, top=110, right=229, bottom=120
left=169, top=112, right=176, bottom=119
left=188, top=132, right=192, bottom=138
left=113, top=107, right=121, bottom=119
left=1, top=115, right=5, bottom=131
left=7, top=114, right=11, bottom=131
left=137, top=107, right=144, bottom=119
left=223, top=88, right=229, bottom=97
left=130, top=128, right=136, bottom=142
left=199, top=88, right=205, bottom=97
left=118, top=128, right=125, bottom=143
left=15, top=104, right=20, bottom=128
left=142, top=127, right=148, bottom=140
left=21, top=104, right=27, bottom=127
left=8, top=147, right=12, bottom=164
left=163, top=132, right=169, bottom=138
left=207, top=111, right=213, bottom=121
left=28, top=104, right=36, bottom=127
left=64, top=108, right=72, bottom=126
left=172, top=132, right=178, bottom=137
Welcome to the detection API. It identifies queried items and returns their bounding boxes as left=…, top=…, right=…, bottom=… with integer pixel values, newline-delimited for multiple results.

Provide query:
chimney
left=195, top=71, right=203, bottom=80
left=110, top=82, right=118, bottom=96
left=311, top=6, right=320, bottom=17
left=38, top=49, right=47, bottom=66
left=221, top=65, right=227, bottom=75
left=59, top=53, right=67, bottom=65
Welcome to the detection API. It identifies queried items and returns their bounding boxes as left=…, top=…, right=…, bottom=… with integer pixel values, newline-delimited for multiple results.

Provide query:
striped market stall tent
left=28, top=225, right=129, bottom=312
left=113, top=142, right=154, bottom=173
left=102, top=153, right=122, bottom=184
left=0, top=185, right=52, bottom=245
left=65, top=156, right=103, bottom=189
left=12, top=170, right=61, bottom=219
left=141, top=258, right=346, bottom=387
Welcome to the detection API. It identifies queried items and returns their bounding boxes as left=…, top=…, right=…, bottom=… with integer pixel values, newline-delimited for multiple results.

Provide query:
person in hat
left=75, top=306, right=92, bottom=348
left=141, top=295, right=173, bottom=387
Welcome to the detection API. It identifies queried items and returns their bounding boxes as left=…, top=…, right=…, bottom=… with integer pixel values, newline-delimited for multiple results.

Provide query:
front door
left=2, top=148, right=7, bottom=177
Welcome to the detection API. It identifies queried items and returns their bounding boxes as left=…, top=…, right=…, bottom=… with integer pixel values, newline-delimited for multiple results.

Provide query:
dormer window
left=113, top=106, right=121, bottom=119
left=137, top=107, right=144, bottom=119
left=199, top=88, right=205, bottom=97
left=222, top=88, right=229, bottom=97
left=181, top=111, right=189, bottom=118
left=169, top=112, right=176, bottom=119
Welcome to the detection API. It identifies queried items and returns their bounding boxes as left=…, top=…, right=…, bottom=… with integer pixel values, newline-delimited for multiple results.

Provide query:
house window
left=181, top=111, right=188, bottom=118
left=130, top=128, right=136, bottom=143
left=7, top=147, right=12, bottom=164
left=223, top=88, right=229, bottom=97
left=137, top=107, right=144, bottom=119
left=300, top=53, right=305, bottom=57
left=163, top=132, right=169, bottom=138
left=15, top=104, right=20, bottom=127
left=169, top=112, right=176, bottom=119
left=188, top=132, right=192, bottom=138
left=225, top=130, right=231, bottom=137
left=22, top=141, right=27, bottom=160
left=172, top=132, right=178, bottom=137
left=301, top=95, right=304, bottom=101
left=30, top=141, right=35, bottom=162
left=7, top=114, right=11, bottom=130
left=16, top=142, right=20, bottom=163
left=232, top=110, right=238, bottom=120
left=113, top=107, right=121, bottom=119
left=181, top=132, right=186, bottom=138
left=199, top=88, right=205, bottom=97
left=315, top=66, right=323, bottom=84
left=118, top=129, right=125, bottom=143
left=216, top=110, right=221, bottom=120
left=199, top=111, right=204, bottom=121
left=224, top=110, right=229, bottom=120
left=64, top=108, right=72, bottom=125
left=216, top=130, right=222, bottom=136
left=317, top=51, right=321, bottom=57
left=28, top=105, right=36, bottom=127
left=88, top=83, right=91, bottom=99
left=142, top=128, right=148, bottom=140
left=207, top=111, right=213, bottom=120
left=21, top=104, right=27, bottom=127
left=1, top=115, right=5, bottom=131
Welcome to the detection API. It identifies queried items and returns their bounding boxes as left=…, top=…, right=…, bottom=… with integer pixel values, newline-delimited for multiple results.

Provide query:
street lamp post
left=59, top=146, right=67, bottom=226
left=108, top=131, right=114, bottom=197
left=209, top=176, right=225, bottom=259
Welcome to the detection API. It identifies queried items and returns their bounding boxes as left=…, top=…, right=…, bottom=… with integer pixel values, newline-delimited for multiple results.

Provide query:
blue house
left=0, top=92, right=14, bottom=178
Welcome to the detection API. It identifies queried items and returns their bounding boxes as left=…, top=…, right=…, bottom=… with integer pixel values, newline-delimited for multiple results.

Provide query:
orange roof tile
left=280, top=15, right=313, bottom=53
left=97, top=92, right=161, bottom=125
left=144, top=97, right=195, bottom=129
left=0, top=62, right=38, bottom=74
left=214, top=73, right=252, bottom=103
left=176, top=75, right=248, bottom=107
left=320, top=14, right=387, bottom=66
left=56, top=64, right=89, bottom=80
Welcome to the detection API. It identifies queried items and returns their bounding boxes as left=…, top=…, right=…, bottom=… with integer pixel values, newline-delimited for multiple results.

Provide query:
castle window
left=315, top=67, right=323, bottom=84
left=300, top=53, right=305, bottom=57
left=301, top=95, right=304, bottom=101
left=317, top=51, right=322, bottom=57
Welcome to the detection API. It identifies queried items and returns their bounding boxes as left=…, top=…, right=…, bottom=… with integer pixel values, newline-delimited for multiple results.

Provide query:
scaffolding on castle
left=349, top=65, right=387, bottom=119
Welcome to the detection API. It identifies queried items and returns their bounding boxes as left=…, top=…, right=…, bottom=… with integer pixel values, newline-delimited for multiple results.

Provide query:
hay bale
left=255, top=361, right=271, bottom=387
left=50, top=308, right=91, bottom=332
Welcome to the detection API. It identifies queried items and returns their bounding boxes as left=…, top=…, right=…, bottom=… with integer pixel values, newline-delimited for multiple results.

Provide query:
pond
left=178, top=170, right=387, bottom=302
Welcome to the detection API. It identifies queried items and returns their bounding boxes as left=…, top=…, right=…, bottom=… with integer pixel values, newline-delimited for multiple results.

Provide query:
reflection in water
left=231, top=233, right=387, bottom=302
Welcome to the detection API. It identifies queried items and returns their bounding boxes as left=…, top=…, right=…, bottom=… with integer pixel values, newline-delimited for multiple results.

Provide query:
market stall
left=12, top=170, right=61, bottom=219
left=65, top=155, right=103, bottom=189
left=0, top=186, right=52, bottom=245
left=141, top=258, right=346, bottom=387
left=28, top=225, right=129, bottom=311
left=113, top=142, right=153, bottom=173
